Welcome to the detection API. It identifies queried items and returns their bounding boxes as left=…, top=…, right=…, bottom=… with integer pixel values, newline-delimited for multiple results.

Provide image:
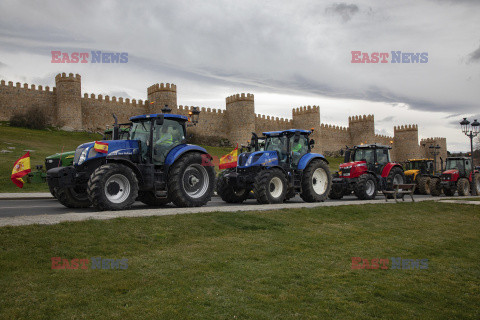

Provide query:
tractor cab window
left=153, top=119, right=185, bottom=165
left=265, top=136, right=288, bottom=162
left=353, top=148, right=374, bottom=164
left=375, top=148, right=390, bottom=165
left=129, top=120, right=151, bottom=161
left=290, top=134, right=308, bottom=165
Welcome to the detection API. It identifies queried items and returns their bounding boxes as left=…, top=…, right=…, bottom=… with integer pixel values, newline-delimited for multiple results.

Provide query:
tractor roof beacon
left=46, top=111, right=216, bottom=211
left=329, top=144, right=405, bottom=200
left=429, top=157, right=480, bottom=197
left=216, top=129, right=332, bottom=204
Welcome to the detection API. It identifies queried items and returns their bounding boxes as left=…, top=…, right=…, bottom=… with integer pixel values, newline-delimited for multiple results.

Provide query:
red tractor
left=430, top=157, right=480, bottom=196
left=329, top=144, right=405, bottom=200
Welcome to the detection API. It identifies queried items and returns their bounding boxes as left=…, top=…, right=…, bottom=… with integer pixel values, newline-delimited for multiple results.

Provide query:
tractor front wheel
left=418, top=176, right=431, bottom=195
left=253, top=168, right=287, bottom=204
left=87, top=163, right=139, bottom=211
left=457, top=178, right=470, bottom=196
left=354, top=173, right=377, bottom=200
left=300, top=160, right=332, bottom=202
left=168, top=152, right=215, bottom=207
left=55, top=186, right=91, bottom=208
left=429, top=177, right=442, bottom=196
left=216, top=170, right=250, bottom=203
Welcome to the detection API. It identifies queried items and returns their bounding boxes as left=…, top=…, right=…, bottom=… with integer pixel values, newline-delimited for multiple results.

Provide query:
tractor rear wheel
left=216, top=170, right=250, bottom=203
left=385, top=167, right=405, bottom=199
left=253, top=168, right=287, bottom=204
left=300, top=160, right=332, bottom=202
left=87, top=163, right=139, bottom=211
left=457, top=178, right=470, bottom=196
left=55, top=186, right=91, bottom=208
left=429, top=177, right=442, bottom=196
left=328, top=184, right=344, bottom=200
left=168, top=152, right=215, bottom=207
left=138, top=191, right=170, bottom=206
left=418, top=176, right=431, bottom=195
left=354, top=173, right=377, bottom=200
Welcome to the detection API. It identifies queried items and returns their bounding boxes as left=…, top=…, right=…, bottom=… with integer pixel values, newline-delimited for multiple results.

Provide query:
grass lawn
left=0, top=201, right=479, bottom=319
left=0, top=123, right=343, bottom=193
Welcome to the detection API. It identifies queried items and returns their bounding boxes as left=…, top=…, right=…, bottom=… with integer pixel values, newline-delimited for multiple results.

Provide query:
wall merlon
left=226, top=93, right=254, bottom=104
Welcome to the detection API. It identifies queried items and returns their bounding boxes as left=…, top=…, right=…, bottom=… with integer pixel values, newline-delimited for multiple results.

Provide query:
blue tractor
left=47, top=110, right=216, bottom=211
left=216, top=129, right=332, bottom=204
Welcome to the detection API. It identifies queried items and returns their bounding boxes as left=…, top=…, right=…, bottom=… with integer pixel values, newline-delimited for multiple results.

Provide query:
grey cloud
left=467, top=44, right=480, bottom=63
left=325, top=3, right=359, bottom=22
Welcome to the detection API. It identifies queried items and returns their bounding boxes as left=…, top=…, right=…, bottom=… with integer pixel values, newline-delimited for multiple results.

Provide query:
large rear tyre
left=87, top=163, right=139, bottom=211
left=354, top=173, right=377, bottom=200
left=300, top=160, right=332, bottom=202
left=430, top=177, right=442, bottom=196
left=55, top=186, right=91, bottom=208
left=138, top=191, right=170, bottom=206
left=216, top=170, right=250, bottom=203
left=418, top=176, right=431, bottom=195
left=168, top=152, right=215, bottom=207
left=253, top=168, right=287, bottom=204
left=328, top=183, right=344, bottom=200
left=457, top=178, right=470, bottom=196
left=386, top=167, right=405, bottom=199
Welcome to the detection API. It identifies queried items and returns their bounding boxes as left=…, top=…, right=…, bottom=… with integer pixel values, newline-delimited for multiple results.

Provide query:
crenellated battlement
left=82, top=92, right=146, bottom=106
left=375, top=134, right=393, bottom=139
left=420, top=137, right=446, bottom=144
left=55, top=72, right=81, bottom=82
left=292, top=105, right=319, bottom=115
left=226, top=93, right=254, bottom=104
left=348, top=114, right=374, bottom=123
left=0, top=79, right=55, bottom=93
left=255, top=113, right=292, bottom=125
left=394, top=124, right=418, bottom=132
left=147, top=83, right=177, bottom=94
left=320, top=123, right=349, bottom=132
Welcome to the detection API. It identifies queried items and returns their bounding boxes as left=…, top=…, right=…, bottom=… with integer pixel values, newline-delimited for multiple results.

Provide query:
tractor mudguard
left=164, top=144, right=208, bottom=167
left=381, top=163, right=402, bottom=178
left=297, top=153, right=328, bottom=170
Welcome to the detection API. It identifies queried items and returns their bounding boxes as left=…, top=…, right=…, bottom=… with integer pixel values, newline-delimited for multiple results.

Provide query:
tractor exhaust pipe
left=112, top=113, right=119, bottom=140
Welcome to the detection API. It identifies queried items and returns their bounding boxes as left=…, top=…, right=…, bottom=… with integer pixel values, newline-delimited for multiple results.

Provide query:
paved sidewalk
left=438, top=200, right=480, bottom=205
left=1, top=195, right=478, bottom=227
left=0, top=193, right=53, bottom=200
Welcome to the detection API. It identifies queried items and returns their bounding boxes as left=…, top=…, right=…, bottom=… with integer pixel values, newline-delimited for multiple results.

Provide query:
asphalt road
left=0, top=194, right=436, bottom=219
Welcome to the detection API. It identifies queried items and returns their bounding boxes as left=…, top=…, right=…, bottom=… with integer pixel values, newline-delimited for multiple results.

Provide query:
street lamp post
left=460, top=118, right=480, bottom=195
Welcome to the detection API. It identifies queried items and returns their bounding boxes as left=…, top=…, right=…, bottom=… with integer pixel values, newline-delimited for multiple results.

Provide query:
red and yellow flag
left=11, top=152, right=31, bottom=188
left=94, top=141, right=109, bottom=153
left=219, top=146, right=238, bottom=170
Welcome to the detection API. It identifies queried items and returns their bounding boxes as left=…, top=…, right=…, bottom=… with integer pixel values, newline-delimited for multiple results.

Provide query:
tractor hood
left=339, top=161, right=367, bottom=169
left=238, top=150, right=279, bottom=168
left=46, top=150, right=75, bottom=160
left=74, top=140, right=140, bottom=166
left=404, top=169, right=420, bottom=176
left=442, top=169, right=458, bottom=175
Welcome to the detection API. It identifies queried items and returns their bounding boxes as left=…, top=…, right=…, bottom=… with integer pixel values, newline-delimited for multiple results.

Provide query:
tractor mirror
left=155, top=115, right=164, bottom=126
left=309, top=139, right=315, bottom=146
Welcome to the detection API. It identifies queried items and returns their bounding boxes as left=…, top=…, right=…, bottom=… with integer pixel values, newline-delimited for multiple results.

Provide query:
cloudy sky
left=0, top=0, right=479, bottom=151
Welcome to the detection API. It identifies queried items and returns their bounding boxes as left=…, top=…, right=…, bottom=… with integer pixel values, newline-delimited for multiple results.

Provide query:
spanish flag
left=219, top=146, right=238, bottom=170
left=94, top=141, right=109, bottom=153
left=11, top=152, right=31, bottom=188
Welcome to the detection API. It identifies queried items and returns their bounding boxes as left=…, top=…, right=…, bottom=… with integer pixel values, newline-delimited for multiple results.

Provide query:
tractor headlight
left=78, top=148, right=89, bottom=165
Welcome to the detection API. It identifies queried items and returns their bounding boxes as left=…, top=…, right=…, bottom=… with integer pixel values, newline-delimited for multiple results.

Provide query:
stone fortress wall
left=0, top=73, right=447, bottom=163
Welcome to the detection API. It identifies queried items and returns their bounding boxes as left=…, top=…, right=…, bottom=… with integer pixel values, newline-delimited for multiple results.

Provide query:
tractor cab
left=340, top=144, right=393, bottom=179
left=237, top=129, right=315, bottom=169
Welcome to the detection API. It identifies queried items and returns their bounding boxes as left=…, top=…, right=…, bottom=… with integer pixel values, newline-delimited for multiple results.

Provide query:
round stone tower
left=225, top=93, right=255, bottom=146
left=393, top=124, right=420, bottom=162
left=348, top=114, right=375, bottom=146
left=55, top=73, right=82, bottom=130
left=147, top=83, right=177, bottom=113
